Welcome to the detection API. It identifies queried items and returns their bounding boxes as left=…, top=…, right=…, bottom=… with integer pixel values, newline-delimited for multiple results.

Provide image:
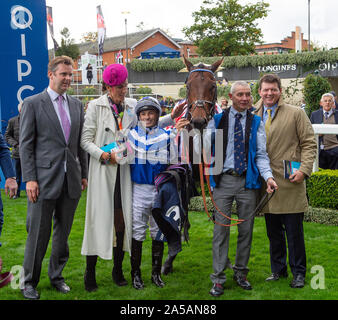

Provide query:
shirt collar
left=230, top=106, right=246, bottom=118
left=323, top=109, right=333, bottom=116
left=263, top=103, right=278, bottom=113
left=47, top=87, right=67, bottom=101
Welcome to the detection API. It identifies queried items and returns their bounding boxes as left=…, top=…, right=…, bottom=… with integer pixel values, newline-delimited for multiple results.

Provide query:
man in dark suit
left=4, top=103, right=22, bottom=198
left=310, top=92, right=338, bottom=170
left=0, top=133, right=18, bottom=247
left=20, top=56, right=88, bottom=299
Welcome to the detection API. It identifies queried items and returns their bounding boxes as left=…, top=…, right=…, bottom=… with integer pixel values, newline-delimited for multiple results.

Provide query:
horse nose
left=191, top=118, right=207, bottom=130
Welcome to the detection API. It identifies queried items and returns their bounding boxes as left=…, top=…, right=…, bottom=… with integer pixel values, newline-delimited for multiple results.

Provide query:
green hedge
left=130, top=50, right=338, bottom=72
left=307, top=170, right=338, bottom=209
left=188, top=196, right=338, bottom=226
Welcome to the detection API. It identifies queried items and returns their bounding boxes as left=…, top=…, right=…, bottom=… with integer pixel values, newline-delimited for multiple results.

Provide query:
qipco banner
left=0, top=0, right=49, bottom=132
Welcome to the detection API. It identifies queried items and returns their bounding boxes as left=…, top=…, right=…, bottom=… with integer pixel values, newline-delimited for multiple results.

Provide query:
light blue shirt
left=262, top=104, right=278, bottom=124
left=205, top=106, right=273, bottom=181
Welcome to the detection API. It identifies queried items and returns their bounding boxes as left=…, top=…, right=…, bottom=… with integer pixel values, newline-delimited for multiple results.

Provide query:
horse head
left=183, top=55, right=224, bottom=130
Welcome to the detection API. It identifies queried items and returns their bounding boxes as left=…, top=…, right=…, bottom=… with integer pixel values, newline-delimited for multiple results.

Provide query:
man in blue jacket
left=205, top=81, right=277, bottom=296
left=0, top=133, right=18, bottom=247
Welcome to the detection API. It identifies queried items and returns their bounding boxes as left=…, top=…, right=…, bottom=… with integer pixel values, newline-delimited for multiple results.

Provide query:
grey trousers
left=210, top=174, right=257, bottom=284
left=23, top=180, right=80, bottom=287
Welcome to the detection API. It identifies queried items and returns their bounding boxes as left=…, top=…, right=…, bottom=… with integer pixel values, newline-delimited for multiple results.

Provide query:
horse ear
left=183, top=54, right=194, bottom=72
left=210, top=57, right=224, bottom=73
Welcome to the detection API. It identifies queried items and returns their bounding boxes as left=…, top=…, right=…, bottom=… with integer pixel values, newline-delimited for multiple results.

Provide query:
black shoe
left=112, top=267, right=128, bottom=286
left=233, top=274, right=252, bottom=290
left=132, top=271, right=144, bottom=290
left=21, top=284, right=40, bottom=300
left=266, top=271, right=288, bottom=281
left=161, top=254, right=176, bottom=275
left=52, top=281, right=70, bottom=294
left=209, top=283, right=224, bottom=297
left=113, top=232, right=127, bottom=286
left=84, top=269, right=98, bottom=292
left=290, top=274, right=305, bottom=288
left=151, top=273, right=165, bottom=288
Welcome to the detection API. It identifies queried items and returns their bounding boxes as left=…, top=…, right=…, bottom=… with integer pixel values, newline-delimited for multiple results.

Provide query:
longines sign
left=258, top=64, right=297, bottom=73
left=318, top=61, right=338, bottom=72
left=257, top=61, right=338, bottom=74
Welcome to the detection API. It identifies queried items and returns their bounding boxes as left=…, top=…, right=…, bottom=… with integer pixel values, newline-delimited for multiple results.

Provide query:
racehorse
left=183, top=55, right=224, bottom=131
left=161, top=56, right=227, bottom=275
left=182, top=56, right=245, bottom=226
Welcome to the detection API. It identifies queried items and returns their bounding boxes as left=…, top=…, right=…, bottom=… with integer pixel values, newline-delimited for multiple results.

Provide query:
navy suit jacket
left=0, top=133, right=16, bottom=181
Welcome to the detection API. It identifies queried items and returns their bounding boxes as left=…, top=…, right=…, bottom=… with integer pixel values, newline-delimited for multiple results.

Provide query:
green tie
left=265, top=109, right=272, bottom=139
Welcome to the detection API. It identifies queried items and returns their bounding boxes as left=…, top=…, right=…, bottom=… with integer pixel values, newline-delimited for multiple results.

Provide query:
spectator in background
left=220, top=97, right=228, bottom=110
left=86, top=63, right=93, bottom=84
left=310, top=93, right=338, bottom=169
left=329, top=91, right=338, bottom=109
left=5, top=103, right=22, bottom=198
left=0, top=133, right=18, bottom=247
left=159, top=99, right=167, bottom=116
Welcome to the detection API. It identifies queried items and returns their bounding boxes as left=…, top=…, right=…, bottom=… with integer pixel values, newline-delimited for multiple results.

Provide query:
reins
left=199, top=162, right=244, bottom=227
left=184, top=66, right=275, bottom=227
left=199, top=161, right=276, bottom=227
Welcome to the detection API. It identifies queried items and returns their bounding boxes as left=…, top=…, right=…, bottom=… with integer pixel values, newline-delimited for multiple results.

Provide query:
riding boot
left=151, top=240, right=165, bottom=288
left=162, top=253, right=177, bottom=275
left=112, top=231, right=127, bottom=286
left=84, top=255, right=98, bottom=292
left=130, top=238, right=144, bottom=290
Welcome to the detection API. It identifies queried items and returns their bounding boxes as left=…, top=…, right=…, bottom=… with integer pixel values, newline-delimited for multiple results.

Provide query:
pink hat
left=102, top=64, right=128, bottom=87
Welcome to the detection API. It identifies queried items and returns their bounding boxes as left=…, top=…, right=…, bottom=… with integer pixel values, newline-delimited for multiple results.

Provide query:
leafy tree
left=182, top=0, right=269, bottom=56
left=303, top=73, right=331, bottom=116
left=55, top=27, right=80, bottom=60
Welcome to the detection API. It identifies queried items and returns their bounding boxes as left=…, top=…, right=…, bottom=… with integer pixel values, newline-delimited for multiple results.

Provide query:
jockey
left=127, top=97, right=189, bottom=290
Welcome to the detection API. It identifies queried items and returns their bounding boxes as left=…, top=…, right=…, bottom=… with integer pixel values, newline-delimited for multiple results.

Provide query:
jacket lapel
left=67, top=95, right=78, bottom=144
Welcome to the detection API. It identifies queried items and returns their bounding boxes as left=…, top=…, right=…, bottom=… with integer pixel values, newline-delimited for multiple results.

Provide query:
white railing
left=312, top=124, right=338, bottom=172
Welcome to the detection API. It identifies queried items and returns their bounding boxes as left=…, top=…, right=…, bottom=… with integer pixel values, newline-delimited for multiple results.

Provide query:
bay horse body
left=162, top=56, right=224, bottom=274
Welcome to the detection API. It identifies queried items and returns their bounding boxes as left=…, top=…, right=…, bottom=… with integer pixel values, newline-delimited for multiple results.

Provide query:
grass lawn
left=0, top=190, right=337, bottom=301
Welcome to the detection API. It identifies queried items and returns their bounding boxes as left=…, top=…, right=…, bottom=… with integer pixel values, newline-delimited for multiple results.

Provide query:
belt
left=224, top=169, right=246, bottom=177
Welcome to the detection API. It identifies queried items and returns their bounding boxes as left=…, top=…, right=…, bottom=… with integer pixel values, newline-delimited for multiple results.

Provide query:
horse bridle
left=185, top=68, right=217, bottom=122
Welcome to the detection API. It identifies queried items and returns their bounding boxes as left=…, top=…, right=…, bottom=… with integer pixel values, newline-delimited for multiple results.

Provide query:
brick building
left=255, top=26, right=310, bottom=55
left=77, top=28, right=198, bottom=66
